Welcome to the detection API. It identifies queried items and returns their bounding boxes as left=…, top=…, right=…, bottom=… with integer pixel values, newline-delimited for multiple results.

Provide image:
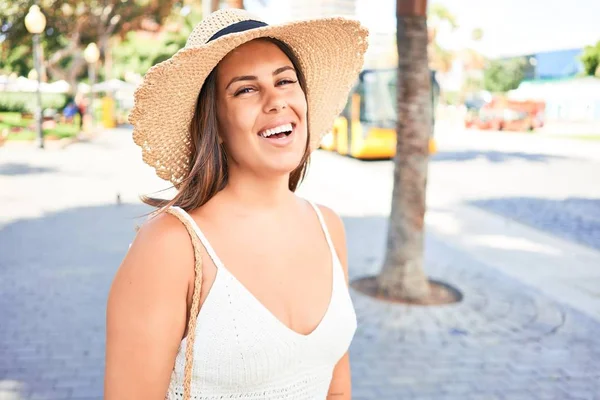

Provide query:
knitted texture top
left=165, top=202, right=357, bottom=399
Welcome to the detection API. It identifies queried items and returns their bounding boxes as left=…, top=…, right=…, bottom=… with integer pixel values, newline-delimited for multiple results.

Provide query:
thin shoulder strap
left=169, top=206, right=225, bottom=271
left=165, top=206, right=203, bottom=400
left=307, top=200, right=336, bottom=253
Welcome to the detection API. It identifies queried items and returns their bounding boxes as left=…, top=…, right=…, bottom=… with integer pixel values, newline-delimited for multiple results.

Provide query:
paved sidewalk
left=344, top=215, right=600, bottom=399
left=426, top=202, right=600, bottom=323
left=302, top=147, right=600, bottom=399
left=433, top=126, right=600, bottom=163
left=1, top=128, right=599, bottom=399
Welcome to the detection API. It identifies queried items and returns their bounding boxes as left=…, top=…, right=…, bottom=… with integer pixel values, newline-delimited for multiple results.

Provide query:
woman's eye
left=234, top=87, right=254, bottom=96
left=277, top=79, right=297, bottom=86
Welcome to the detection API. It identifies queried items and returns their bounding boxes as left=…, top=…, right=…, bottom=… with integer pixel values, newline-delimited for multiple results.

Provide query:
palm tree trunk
left=377, top=0, right=431, bottom=300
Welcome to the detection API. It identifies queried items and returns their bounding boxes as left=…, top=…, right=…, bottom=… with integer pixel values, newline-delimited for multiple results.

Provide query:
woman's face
left=215, top=39, right=308, bottom=179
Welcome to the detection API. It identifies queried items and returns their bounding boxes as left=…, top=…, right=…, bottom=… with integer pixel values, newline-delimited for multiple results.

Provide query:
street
left=1, top=126, right=600, bottom=399
left=431, top=128, right=600, bottom=252
left=303, top=127, right=600, bottom=250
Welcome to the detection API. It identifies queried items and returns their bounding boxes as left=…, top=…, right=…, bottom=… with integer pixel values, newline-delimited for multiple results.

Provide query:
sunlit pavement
left=1, top=126, right=599, bottom=399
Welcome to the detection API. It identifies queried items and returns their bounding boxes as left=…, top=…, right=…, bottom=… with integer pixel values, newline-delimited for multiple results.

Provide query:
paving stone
left=2, top=129, right=600, bottom=399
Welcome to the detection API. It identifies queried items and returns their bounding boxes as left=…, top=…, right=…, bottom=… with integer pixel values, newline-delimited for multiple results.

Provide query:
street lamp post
left=24, top=5, right=46, bottom=149
left=84, top=43, right=100, bottom=132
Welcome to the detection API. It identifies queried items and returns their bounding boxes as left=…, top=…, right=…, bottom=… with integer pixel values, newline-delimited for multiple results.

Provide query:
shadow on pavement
left=0, top=203, right=151, bottom=399
left=431, top=150, right=569, bottom=163
left=0, top=163, right=58, bottom=176
left=313, top=149, right=568, bottom=165
left=1, top=206, right=599, bottom=399
left=470, top=196, right=600, bottom=251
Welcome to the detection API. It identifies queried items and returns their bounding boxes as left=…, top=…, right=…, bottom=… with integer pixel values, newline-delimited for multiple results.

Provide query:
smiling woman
left=214, top=38, right=310, bottom=191
left=141, top=37, right=311, bottom=211
left=105, top=8, right=369, bottom=400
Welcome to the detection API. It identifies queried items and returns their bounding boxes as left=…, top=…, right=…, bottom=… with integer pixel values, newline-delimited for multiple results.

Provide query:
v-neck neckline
left=217, top=256, right=336, bottom=339
left=172, top=201, right=338, bottom=340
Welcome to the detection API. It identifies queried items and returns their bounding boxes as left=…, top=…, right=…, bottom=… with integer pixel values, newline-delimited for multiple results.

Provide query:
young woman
left=105, top=8, right=368, bottom=400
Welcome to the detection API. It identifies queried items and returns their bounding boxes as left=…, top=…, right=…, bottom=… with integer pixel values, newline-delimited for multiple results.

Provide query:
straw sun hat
left=129, top=8, right=369, bottom=185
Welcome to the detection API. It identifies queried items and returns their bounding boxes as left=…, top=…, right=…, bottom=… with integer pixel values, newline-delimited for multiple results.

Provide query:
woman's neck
left=217, top=170, right=296, bottom=212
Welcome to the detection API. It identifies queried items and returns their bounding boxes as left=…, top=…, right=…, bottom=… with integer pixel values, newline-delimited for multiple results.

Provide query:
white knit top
left=165, top=202, right=357, bottom=399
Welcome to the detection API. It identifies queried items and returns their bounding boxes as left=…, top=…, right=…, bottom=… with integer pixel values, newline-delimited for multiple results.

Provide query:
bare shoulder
left=108, top=208, right=196, bottom=328
left=136, top=210, right=193, bottom=253
left=105, top=210, right=194, bottom=399
left=125, top=211, right=195, bottom=281
left=315, top=203, right=349, bottom=282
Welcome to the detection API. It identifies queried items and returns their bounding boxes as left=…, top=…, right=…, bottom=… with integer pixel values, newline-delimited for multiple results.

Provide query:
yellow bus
left=320, top=68, right=438, bottom=159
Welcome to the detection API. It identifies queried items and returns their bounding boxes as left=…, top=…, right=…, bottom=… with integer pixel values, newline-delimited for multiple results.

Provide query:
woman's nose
left=263, top=90, right=287, bottom=113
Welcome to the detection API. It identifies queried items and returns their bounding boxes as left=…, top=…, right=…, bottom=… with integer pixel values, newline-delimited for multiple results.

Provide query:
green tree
left=483, top=57, right=528, bottom=93
left=428, top=3, right=457, bottom=28
left=150, top=7, right=201, bottom=67
left=111, top=0, right=270, bottom=79
left=427, top=3, right=457, bottom=73
left=471, top=27, right=484, bottom=41
left=456, top=27, right=486, bottom=102
left=0, top=0, right=176, bottom=92
left=580, top=41, right=600, bottom=77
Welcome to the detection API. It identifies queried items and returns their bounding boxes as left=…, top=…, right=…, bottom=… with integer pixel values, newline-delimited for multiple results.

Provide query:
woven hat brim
left=129, top=18, right=369, bottom=185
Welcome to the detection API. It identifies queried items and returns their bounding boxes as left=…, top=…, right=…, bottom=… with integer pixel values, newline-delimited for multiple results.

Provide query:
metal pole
left=33, top=33, right=44, bottom=149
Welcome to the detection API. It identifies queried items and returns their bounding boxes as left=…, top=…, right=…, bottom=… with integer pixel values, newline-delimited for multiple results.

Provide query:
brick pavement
left=344, top=216, right=600, bottom=400
left=1, top=129, right=600, bottom=399
left=471, top=197, right=600, bottom=251
left=2, top=205, right=599, bottom=399
left=0, top=204, right=147, bottom=400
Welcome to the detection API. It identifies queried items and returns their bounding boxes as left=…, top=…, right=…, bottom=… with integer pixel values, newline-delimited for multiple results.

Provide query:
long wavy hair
left=141, top=38, right=311, bottom=213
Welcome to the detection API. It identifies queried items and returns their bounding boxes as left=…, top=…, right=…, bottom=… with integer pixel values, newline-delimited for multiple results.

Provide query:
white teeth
left=260, top=123, right=293, bottom=138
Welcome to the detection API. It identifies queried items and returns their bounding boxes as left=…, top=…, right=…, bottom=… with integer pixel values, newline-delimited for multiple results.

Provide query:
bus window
left=359, top=70, right=397, bottom=129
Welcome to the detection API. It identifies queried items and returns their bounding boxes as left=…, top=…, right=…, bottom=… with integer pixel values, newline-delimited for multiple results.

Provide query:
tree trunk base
left=351, top=276, right=462, bottom=305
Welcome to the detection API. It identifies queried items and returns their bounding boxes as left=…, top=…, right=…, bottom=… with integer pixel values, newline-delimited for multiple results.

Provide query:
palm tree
left=427, top=4, right=457, bottom=74
left=376, top=0, right=432, bottom=300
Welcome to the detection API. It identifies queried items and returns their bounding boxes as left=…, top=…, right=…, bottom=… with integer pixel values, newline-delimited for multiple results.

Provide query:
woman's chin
left=263, top=155, right=305, bottom=176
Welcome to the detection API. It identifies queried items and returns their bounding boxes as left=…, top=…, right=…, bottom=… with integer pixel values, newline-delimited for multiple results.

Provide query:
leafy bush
left=581, top=41, right=600, bottom=77
left=0, top=99, right=28, bottom=113
left=483, top=58, right=528, bottom=93
left=0, top=92, right=67, bottom=113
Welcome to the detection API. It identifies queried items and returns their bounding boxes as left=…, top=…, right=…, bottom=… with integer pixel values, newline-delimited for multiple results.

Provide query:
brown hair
left=142, top=38, right=311, bottom=213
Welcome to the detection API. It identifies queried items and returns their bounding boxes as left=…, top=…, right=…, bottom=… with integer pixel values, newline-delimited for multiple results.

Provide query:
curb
left=426, top=200, right=600, bottom=322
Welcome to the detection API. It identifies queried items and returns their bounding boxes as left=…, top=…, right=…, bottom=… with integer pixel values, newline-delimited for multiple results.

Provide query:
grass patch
left=0, top=92, right=67, bottom=113
left=1, top=112, right=80, bottom=141
left=0, top=112, right=29, bottom=128
left=5, top=126, right=79, bottom=141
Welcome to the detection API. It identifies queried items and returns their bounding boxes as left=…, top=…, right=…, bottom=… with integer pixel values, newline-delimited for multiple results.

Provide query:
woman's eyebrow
left=225, top=75, right=256, bottom=90
left=273, top=66, right=295, bottom=76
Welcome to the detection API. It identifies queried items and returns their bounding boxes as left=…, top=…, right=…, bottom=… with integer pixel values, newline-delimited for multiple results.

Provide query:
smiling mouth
left=258, top=123, right=295, bottom=139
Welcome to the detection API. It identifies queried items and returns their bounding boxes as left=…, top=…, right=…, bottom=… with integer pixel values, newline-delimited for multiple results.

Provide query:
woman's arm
left=327, top=352, right=352, bottom=399
left=105, top=213, right=194, bottom=400
left=318, top=205, right=353, bottom=400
